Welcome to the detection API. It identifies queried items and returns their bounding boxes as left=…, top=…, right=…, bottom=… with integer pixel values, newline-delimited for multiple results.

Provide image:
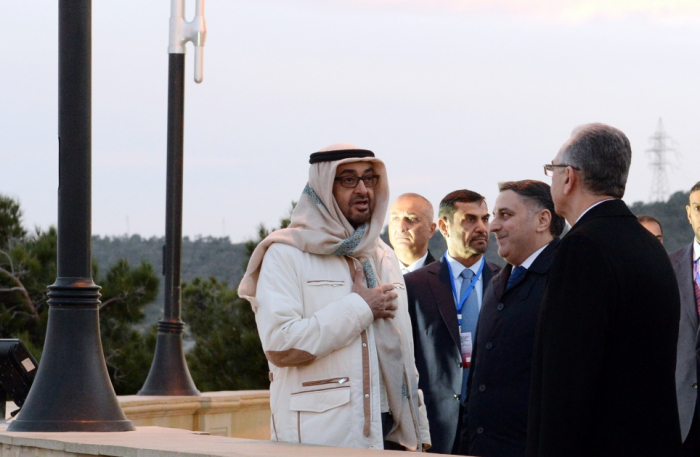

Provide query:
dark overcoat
left=464, top=238, right=560, bottom=457
left=670, top=243, right=700, bottom=442
left=526, top=199, right=682, bottom=457
left=405, top=256, right=500, bottom=454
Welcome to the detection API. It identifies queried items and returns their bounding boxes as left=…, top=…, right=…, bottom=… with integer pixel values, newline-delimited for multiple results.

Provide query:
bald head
left=389, top=193, right=436, bottom=267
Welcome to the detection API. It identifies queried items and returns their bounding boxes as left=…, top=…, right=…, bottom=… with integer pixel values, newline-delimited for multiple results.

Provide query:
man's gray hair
left=562, top=123, right=632, bottom=199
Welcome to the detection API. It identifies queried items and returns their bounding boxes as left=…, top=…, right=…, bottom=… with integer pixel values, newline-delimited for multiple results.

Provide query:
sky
left=3, top=0, right=700, bottom=242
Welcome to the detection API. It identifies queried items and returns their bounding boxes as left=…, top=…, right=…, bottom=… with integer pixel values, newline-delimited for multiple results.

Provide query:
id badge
left=460, top=331, right=473, bottom=368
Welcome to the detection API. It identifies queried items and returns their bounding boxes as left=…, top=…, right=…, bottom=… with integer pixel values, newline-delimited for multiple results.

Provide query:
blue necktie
left=459, top=268, right=479, bottom=403
left=506, top=265, right=526, bottom=290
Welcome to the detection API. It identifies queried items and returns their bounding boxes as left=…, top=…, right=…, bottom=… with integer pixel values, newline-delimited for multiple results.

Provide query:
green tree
left=183, top=202, right=295, bottom=391
left=0, top=194, right=159, bottom=395
left=97, top=259, right=159, bottom=394
left=183, top=277, right=268, bottom=391
left=0, top=195, right=27, bottom=249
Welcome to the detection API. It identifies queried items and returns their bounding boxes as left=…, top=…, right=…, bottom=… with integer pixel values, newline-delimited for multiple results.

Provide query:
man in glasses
left=239, top=143, right=430, bottom=451
left=527, top=124, right=682, bottom=456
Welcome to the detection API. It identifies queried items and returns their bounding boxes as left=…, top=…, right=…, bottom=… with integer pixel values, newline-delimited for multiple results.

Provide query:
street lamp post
left=139, top=0, right=206, bottom=396
left=8, top=0, right=134, bottom=432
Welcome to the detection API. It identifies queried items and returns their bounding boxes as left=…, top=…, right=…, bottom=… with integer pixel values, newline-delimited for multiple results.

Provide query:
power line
left=646, top=118, right=676, bottom=203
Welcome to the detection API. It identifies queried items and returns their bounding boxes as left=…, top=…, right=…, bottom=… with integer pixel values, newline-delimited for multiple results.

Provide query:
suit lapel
left=675, top=244, right=699, bottom=332
left=490, top=264, right=510, bottom=302
left=428, top=257, right=461, bottom=349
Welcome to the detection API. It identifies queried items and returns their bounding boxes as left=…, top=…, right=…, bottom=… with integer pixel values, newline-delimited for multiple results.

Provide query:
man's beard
left=347, top=211, right=372, bottom=228
left=468, top=234, right=489, bottom=254
left=345, top=195, right=372, bottom=228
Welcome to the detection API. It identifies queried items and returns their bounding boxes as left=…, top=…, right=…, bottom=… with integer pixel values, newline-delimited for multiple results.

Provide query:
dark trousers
left=682, top=407, right=700, bottom=457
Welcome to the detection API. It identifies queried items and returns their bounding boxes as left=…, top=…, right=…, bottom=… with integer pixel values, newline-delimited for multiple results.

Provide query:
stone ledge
left=115, top=391, right=271, bottom=439
left=0, top=426, right=411, bottom=457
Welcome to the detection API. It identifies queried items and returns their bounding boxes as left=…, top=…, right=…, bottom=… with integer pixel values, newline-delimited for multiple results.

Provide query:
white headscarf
left=239, top=143, right=389, bottom=303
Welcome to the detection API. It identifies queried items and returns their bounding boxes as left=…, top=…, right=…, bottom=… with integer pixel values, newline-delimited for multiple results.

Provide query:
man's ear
left=428, top=222, right=437, bottom=237
left=437, top=218, right=449, bottom=239
left=563, top=167, right=577, bottom=196
left=687, top=205, right=692, bottom=226
left=535, top=210, right=552, bottom=234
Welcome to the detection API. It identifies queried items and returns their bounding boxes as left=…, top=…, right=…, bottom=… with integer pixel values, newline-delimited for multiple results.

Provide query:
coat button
left=485, top=342, right=493, bottom=350
left=496, top=303, right=504, bottom=311
left=478, top=384, right=486, bottom=392
left=365, top=394, right=369, bottom=398
left=458, top=362, right=463, bottom=368
left=693, top=383, right=698, bottom=389
left=454, top=394, right=460, bottom=400
left=476, top=427, right=484, bottom=434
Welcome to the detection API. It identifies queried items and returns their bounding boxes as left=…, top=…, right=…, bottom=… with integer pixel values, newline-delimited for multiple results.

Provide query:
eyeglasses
left=543, top=163, right=580, bottom=177
left=334, top=174, right=380, bottom=188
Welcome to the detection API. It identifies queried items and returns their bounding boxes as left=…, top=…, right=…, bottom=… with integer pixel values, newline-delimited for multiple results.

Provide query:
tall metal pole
left=139, top=0, right=205, bottom=396
left=9, top=0, right=134, bottom=431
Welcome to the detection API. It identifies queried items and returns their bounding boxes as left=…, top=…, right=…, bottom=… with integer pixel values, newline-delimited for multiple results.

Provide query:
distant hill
left=92, top=235, right=246, bottom=323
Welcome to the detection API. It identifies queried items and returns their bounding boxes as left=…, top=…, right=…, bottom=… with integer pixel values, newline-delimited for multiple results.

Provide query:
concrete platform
left=0, top=426, right=416, bottom=457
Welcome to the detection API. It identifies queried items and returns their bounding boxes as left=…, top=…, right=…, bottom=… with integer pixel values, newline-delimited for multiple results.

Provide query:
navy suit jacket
left=670, top=243, right=700, bottom=441
left=405, top=256, right=500, bottom=454
left=464, top=238, right=559, bottom=457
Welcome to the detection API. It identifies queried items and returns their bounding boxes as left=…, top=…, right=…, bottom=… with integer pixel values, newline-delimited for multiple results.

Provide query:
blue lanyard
left=444, top=253, right=484, bottom=324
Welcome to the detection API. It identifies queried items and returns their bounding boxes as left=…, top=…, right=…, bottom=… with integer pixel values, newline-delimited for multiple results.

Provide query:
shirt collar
left=693, top=238, right=700, bottom=263
left=445, top=252, right=484, bottom=280
left=518, top=244, right=548, bottom=270
left=575, top=198, right=617, bottom=224
left=401, top=251, right=429, bottom=274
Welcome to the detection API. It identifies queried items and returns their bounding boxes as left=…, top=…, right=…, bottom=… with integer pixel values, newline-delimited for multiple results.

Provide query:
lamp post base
left=138, top=320, right=200, bottom=396
left=8, top=279, right=135, bottom=432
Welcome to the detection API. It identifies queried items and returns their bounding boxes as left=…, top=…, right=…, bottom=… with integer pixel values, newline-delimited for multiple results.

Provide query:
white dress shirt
left=445, top=253, right=485, bottom=309
left=575, top=198, right=616, bottom=225
left=400, top=251, right=429, bottom=275
left=519, top=244, right=548, bottom=269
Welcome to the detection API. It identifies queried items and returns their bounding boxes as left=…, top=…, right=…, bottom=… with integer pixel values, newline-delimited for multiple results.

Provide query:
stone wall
left=117, top=390, right=271, bottom=439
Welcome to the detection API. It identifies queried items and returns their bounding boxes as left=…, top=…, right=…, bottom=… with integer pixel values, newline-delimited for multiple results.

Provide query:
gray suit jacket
left=405, top=256, right=500, bottom=454
left=670, top=243, right=700, bottom=441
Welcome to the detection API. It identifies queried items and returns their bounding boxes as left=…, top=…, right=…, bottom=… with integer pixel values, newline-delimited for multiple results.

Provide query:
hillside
left=91, top=235, right=246, bottom=323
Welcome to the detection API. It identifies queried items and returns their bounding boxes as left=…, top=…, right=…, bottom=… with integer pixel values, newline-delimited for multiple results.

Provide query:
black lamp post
left=138, top=0, right=206, bottom=396
left=8, top=0, right=134, bottom=432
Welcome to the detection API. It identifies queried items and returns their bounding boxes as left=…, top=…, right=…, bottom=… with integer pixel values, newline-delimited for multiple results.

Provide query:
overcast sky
left=3, top=0, right=700, bottom=242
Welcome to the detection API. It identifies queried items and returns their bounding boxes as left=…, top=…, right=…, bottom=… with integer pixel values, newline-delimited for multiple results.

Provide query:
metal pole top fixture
left=169, top=0, right=207, bottom=83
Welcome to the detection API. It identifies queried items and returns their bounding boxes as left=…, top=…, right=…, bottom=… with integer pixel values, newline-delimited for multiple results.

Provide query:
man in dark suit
left=670, top=181, right=700, bottom=457
left=527, top=123, right=681, bottom=457
left=464, top=180, right=564, bottom=457
left=389, top=193, right=437, bottom=274
left=405, top=189, right=501, bottom=454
